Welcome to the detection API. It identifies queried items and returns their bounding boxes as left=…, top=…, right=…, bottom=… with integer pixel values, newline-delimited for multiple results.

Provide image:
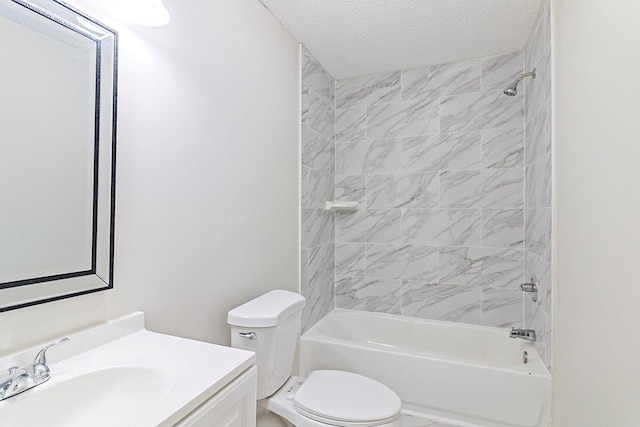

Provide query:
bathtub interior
left=299, top=309, right=551, bottom=427
left=306, top=309, right=548, bottom=371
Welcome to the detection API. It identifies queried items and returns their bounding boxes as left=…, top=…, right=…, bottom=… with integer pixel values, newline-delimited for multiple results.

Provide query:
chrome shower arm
left=518, top=69, right=537, bottom=80
left=503, top=68, right=537, bottom=96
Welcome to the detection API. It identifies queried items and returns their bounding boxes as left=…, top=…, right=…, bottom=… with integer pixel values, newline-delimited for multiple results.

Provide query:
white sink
left=0, top=313, right=255, bottom=426
left=2, top=367, right=167, bottom=426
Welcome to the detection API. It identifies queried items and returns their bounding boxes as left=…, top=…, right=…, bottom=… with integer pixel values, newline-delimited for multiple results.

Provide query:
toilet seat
left=293, top=370, right=402, bottom=427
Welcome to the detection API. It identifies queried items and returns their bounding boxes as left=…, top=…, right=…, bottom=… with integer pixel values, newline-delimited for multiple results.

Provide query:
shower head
left=503, top=69, right=537, bottom=96
left=503, top=82, right=519, bottom=97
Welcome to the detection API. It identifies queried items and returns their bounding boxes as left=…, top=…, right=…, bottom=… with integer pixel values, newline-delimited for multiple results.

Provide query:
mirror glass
left=0, top=0, right=117, bottom=311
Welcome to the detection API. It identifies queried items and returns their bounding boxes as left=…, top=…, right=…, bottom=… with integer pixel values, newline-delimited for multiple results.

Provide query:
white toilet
left=227, top=290, right=403, bottom=427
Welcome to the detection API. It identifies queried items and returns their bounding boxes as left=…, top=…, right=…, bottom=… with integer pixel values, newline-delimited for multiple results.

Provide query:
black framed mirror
left=0, top=0, right=117, bottom=311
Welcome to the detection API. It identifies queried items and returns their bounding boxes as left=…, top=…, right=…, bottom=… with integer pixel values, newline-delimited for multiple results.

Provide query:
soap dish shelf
left=325, top=201, right=359, bottom=211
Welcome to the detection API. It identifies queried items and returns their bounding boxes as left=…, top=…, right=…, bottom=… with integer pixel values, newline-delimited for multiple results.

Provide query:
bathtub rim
left=302, top=308, right=551, bottom=378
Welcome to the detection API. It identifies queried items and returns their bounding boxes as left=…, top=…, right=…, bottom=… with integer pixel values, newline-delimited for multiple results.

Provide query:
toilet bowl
left=262, top=373, right=401, bottom=427
left=228, top=290, right=402, bottom=427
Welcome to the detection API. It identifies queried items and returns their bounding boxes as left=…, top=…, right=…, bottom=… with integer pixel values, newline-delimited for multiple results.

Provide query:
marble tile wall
left=301, top=46, right=335, bottom=332
left=300, top=4, right=553, bottom=362
left=334, top=51, right=527, bottom=329
left=524, top=0, right=553, bottom=370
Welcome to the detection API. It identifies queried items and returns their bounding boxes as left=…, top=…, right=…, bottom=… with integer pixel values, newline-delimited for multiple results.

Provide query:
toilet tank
left=227, top=290, right=305, bottom=399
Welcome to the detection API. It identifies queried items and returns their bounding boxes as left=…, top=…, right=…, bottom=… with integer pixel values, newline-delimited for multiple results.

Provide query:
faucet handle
left=0, top=366, right=19, bottom=385
left=520, top=275, right=539, bottom=302
left=1, top=367, right=23, bottom=389
left=33, top=337, right=70, bottom=366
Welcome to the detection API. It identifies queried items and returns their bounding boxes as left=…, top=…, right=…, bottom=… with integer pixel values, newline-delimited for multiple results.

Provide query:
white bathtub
left=299, top=309, right=551, bottom=427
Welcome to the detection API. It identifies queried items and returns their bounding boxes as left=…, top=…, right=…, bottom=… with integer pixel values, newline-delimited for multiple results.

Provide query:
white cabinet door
left=176, top=366, right=257, bottom=427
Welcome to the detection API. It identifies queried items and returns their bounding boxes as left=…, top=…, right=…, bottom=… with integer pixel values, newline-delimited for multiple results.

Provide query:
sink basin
left=0, top=312, right=255, bottom=426
left=1, top=367, right=167, bottom=427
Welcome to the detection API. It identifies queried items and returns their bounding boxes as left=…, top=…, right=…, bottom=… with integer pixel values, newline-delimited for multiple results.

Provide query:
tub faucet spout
left=509, top=328, right=536, bottom=342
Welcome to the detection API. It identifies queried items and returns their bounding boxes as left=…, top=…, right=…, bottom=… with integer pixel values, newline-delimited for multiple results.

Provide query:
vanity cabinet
left=176, top=366, right=257, bottom=427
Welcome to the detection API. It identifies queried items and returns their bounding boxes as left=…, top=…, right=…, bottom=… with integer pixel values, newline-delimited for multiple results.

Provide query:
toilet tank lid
left=227, top=290, right=306, bottom=328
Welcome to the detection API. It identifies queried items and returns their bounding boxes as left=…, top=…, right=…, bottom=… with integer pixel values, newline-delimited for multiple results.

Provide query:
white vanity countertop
left=0, top=312, right=256, bottom=427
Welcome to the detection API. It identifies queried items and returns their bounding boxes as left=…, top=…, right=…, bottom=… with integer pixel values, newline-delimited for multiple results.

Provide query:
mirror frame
left=0, top=0, right=117, bottom=311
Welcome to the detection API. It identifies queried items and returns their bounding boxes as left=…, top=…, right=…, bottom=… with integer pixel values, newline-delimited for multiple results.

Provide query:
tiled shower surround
left=524, top=0, right=553, bottom=369
left=300, top=1, right=552, bottom=370
left=333, top=52, right=527, bottom=329
left=300, top=47, right=336, bottom=332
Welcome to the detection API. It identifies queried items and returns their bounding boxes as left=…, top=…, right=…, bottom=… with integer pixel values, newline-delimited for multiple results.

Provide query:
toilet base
left=259, top=377, right=402, bottom=427
left=257, top=406, right=294, bottom=427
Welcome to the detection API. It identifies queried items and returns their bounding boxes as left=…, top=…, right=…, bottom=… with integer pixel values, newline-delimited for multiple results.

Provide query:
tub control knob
left=520, top=275, right=539, bottom=302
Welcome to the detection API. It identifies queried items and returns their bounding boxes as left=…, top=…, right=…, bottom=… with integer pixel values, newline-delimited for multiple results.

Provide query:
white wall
left=0, top=0, right=300, bottom=354
left=553, top=0, right=640, bottom=425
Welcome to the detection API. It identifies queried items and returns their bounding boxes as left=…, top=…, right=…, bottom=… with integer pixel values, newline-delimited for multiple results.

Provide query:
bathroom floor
left=402, top=412, right=483, bottom=427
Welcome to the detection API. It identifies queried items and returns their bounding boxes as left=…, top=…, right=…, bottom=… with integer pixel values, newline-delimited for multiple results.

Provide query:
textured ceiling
left=260, top=0, right=543, bottom=79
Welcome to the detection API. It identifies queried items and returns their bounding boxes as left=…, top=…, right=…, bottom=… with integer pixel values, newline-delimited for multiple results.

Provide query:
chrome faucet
left=520, top=275, right=539, bottom=302
left=509, top=328, right=536, bottom=342
left=0, top=337, right=69, bottom=401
